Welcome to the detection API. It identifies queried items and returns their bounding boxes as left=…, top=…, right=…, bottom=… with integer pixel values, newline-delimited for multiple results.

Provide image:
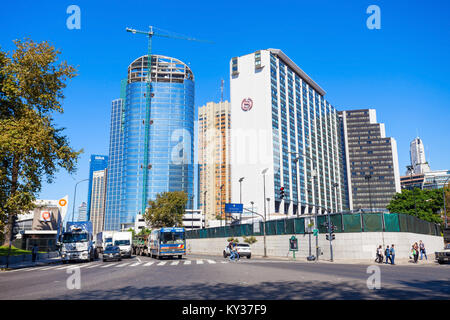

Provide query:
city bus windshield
left=63, top=233, right=88, bottom=243
left=160, top=232, right=185, bottom=244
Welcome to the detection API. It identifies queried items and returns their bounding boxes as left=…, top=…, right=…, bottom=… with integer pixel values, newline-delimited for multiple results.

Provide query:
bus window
left=160, top=232, right=185, bottom=244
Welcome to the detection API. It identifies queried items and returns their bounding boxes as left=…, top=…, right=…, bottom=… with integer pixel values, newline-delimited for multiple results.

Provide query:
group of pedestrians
left=375, top=244, right=395, bottom=265
left=410, top=240, right=427, bottom=263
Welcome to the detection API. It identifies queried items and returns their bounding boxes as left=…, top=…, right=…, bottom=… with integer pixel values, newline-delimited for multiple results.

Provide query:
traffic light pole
left=327, top=211, right=334, bottom=262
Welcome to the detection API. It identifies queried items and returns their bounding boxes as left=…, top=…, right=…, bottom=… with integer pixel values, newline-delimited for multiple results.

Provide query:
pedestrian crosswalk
left=5, top=259, right=231, bottom=273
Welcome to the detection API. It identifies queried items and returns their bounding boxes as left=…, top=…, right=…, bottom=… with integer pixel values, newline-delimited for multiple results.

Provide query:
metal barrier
left=186, top=213, right=442, bottom=239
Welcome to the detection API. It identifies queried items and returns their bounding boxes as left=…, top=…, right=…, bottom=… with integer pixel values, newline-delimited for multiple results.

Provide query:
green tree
left=227, top=237, right=239, bottom=244
left=138, top=228, right=151, bottom=236
left=387, top=188, right=444, bottom=224
left=144, top=191, right=188, bottom=228
left=243, top=236, right=257, bottom=245
left=0, top=39, right=80, bottom=246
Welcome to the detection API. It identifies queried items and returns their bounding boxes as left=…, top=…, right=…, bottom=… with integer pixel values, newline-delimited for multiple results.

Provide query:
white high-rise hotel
left=230, top=49, right=347, bottom=217
left=410, top=137, right=431, bottom=174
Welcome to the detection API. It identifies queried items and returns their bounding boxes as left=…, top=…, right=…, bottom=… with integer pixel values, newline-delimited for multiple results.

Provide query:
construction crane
left=125, top=26, right=211, bottom=215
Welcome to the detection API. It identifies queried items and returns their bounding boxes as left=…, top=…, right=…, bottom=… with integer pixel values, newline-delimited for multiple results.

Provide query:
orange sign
left=59, top=199, right=67, bottom=207
left=41, top=211, right=51, bottom=221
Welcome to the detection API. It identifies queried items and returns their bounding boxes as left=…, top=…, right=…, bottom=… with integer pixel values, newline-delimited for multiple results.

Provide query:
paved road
left=0, top=253, right=448, bottom=300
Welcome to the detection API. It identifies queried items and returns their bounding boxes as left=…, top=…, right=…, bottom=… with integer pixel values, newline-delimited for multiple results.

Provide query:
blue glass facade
left=105, top=55, right=194, bottom=231
left=86, top=154, right=108, bottom=221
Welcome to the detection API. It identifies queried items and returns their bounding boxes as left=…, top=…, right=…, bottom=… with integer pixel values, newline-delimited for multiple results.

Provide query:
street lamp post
left=239, top=177, right=245, bottom=224
left=72, top=179, right=89, bottom=222
left=262, top=168, right=269, bottom=257
left=406, top=165, right=417, bottom=216
left=220, top=184, right=224, bottom=227
left=203, top=191, right=207, bottom=229
left=250, top=201, right=254, bottom=228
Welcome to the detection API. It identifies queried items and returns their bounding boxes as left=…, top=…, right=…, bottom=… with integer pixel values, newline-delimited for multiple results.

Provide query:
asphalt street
left=0, top=253, right=448, bottom=300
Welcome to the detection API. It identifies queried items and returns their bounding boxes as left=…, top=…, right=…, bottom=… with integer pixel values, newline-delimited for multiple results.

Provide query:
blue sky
left=1, top=0, right=449, bottom=213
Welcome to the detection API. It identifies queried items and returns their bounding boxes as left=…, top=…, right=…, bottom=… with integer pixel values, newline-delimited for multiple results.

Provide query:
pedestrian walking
left=384, top=245, right=390, bottom=264
left=31, top=244, right=38, bottom=263
left=390, top=244, right=395, bottom=265
left=375, top=245, right=383, bottom=263
left=413, top=242, right=419, bottom=263
left=419, top=240, right=427, bottom=260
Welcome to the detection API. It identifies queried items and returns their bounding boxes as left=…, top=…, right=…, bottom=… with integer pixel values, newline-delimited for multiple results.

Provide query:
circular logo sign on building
left=41, top=211, right=51, bottom=222
left=241, top=98, right=253, bottom=112
left=58, top=199, right=67, bottom=207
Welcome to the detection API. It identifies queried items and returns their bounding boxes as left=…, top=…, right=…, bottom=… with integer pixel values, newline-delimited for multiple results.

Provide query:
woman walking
left=413, top=242, right=419, bottom=263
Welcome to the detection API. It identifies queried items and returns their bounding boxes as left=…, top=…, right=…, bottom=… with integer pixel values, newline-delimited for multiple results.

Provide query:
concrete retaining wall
left=187, top=232, right=444, bottom=260
left=0, top=251, right=59, bottom=266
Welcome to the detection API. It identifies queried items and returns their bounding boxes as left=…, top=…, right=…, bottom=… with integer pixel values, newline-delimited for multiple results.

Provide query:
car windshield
left=62, top=233, right=88, bottom=243
left=160, top=232, right=185, bottom=244
left=114, top=240, right=130, bottom=246
left=104, top=246, right=119, bottom=253
left=237, top=244, right=249, bottom=247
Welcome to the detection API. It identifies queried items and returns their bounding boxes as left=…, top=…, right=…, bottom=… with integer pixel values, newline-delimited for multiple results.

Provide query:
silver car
left=223, top=243, right=251, bottom=259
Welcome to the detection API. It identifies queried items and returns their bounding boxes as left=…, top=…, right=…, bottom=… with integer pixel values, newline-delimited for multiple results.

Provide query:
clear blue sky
left=1, top=0, right=449, bottom=213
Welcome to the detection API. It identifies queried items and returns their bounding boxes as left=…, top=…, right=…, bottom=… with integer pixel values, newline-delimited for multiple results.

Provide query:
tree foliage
left=243, top=236, right=257, bottom=245
left=0, top=39, right=80, bottom=245
left=387, top=188, right=444, bottom=224
left=144, top=191, right=188, bottom=228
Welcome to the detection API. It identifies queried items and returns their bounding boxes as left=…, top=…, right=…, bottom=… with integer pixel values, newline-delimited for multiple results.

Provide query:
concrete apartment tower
left=339, top=109, right=401, bottom=211
left=198, top=101, right=231, bottom=223
left=409, top=137, right=431, bottom=174
left=229, top=49, right=346, bottom=218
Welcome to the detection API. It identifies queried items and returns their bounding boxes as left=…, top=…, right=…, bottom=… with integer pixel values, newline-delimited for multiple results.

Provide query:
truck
left=95, top=231, right=114, bottom=254
left=60, top=221, right=96, bottom=263
left=112, top=231, right=133, bottom=258
left=132, top=234, right=149, bottom=256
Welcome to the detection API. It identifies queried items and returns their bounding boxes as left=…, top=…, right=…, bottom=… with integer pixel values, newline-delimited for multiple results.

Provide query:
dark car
left=103, top=245, right=122, bottom=262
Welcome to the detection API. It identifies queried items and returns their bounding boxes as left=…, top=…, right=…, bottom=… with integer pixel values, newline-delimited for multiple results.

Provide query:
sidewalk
left=0, top=252, right=62, bottom=270
left=190, top=252, right=442, bottom=266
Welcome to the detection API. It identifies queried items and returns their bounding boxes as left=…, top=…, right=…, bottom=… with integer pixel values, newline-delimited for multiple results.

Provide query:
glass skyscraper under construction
left=104, top=55, right=195, bottom=231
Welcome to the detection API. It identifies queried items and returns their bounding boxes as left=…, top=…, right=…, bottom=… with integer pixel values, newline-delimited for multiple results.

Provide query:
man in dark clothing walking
left=31, top=244, right=38, bottom=263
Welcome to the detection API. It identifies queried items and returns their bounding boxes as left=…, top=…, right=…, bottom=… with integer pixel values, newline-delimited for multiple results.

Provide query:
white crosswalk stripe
left=101, top=263, right=118, bottom=268
left=129, top=262, right=141, bottom=267
left=85, top=264, right=102, bottom=269
left=56, top=265, right=75, bottom=270
left=116, top=263, right=131, bottom=268
left=143, top=262, right=154, bottom=266
left=196, top=260, right=204, bottom=264
left=40, top=265, right=64, bottom=271
left=183, top=260, right=191, bottom=265
left=207, top=260, right=216, bottom=264
left=21, top=266, right=50, bottom=272
left=170, top=261, right=179, bottom=266
left=157, top=261, right=166, bottom=266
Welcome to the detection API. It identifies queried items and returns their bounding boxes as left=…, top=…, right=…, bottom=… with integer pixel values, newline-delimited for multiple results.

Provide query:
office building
left=86, top=155, right=108, bottom=221
left=408, top=137, right=431, bottom=174
left=339, top=109, right=401, bottom=211
left=104, top=55, right=195, bottom=231
left=77, top=202, right=87, bottom=221
left=90, top=169, right=107, bottom=236
left=229, top=49, right=346, bottom=218
left=198, top=101, right=231, bottom=223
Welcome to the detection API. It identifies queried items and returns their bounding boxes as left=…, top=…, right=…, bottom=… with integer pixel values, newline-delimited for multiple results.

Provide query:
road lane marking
left=101, top=263, right=118, bottom=268
left=157, top=261, right=166, bottom=266
left=143, top=262, right=154, bottom=266
left=207, top=260, right=216, bottom=264
left=20, top=266, right=50, bottom=272
left=183, top=260, right=191, bottom=265
left=39, top=265, right=64, bottom=271
left=137, top=258, right=141, bottom=263
left=116, top=263, right=131, bottom=268
left=170, top=261, right=179, bottom=266
left=221, top=261, right=228, bottom=264
left=196, top=260, right=204, bottom=264
left=85, top=264, right=102, bottom=269
left=129, top=262, right=141, bottom=267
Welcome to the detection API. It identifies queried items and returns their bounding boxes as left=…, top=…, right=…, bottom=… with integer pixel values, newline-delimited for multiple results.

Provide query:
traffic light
left=11, top=215, right=19, bottom=240
left=280, top=187, right=285, bottom=199
left=326, top=234, right=336, bottom=241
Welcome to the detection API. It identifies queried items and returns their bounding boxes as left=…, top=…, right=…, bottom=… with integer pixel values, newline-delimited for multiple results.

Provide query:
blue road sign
left=225, top=203, right=243, bottom=213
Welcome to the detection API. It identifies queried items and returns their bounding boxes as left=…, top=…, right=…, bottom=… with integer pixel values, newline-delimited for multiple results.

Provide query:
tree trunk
left=2, top=155, right=19, bottom=247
